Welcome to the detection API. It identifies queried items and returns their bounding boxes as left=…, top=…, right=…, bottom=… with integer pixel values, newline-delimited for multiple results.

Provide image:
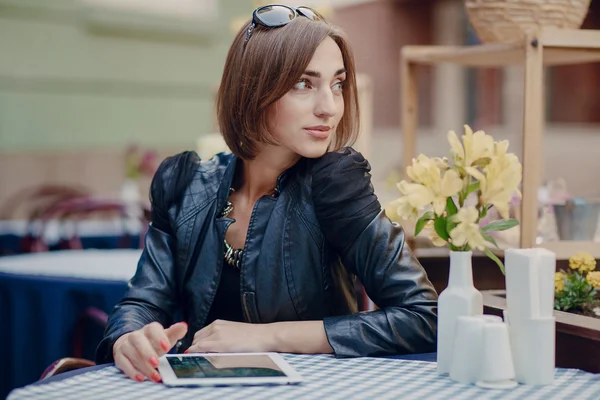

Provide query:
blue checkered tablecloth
left=8, top=354, right=600, bottom=400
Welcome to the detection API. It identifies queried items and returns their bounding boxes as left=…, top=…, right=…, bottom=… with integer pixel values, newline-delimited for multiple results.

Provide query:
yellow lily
left=449, top=206, right=487, bottom=251
left=431, top=169, right=463, bottom=216
left=405, top=155, right=462, bottom=216
left=447, top=125, right=495, bottom=168
left=397, top=181, right=434, bottom=210
left=466, top=153, right=522, bottom=219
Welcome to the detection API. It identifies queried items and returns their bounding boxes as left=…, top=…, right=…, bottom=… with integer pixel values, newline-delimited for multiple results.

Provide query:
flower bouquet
left=555, top=252, right=600, bottom=317
left=125, top=144, right=158, bottom=181
left=387, top=125, right=523, bottom=273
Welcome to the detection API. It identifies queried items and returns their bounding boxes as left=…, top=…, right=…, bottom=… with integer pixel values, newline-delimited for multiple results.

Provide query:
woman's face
left=268, top=36, right=346, bottom=159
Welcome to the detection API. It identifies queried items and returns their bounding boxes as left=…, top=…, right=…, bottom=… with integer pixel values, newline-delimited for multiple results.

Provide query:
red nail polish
left=149, top=356, right=159, bottom=367
left=183, top=349, right=189, bottom=354
left=135, top=374, right=144, bottom=382
left=160, top=340, right=169, bottom=352
left=151, top=372, right=161, bottom=383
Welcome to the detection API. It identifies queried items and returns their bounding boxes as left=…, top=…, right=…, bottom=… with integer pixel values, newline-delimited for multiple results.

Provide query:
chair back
left=21, top=196, right=149, bottom=253
left=0, top=184, right=90, bottom=220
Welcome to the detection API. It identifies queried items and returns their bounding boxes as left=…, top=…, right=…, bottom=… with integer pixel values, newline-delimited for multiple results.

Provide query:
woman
left=97, top=4, right=438, bottom=383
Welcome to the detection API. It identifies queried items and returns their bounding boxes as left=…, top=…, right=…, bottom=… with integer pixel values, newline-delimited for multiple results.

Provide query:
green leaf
left=446, top=220, right=457, bottom=237
left=484, top=248, right=505, bottom=275
left=446, top=197, right=458, bottom=216
left=434, top=216, right=449, bottom=241
left=414, top=211, right=434, bottom=236
left=448, top=243, right=461, bottom=252
left=554, top=271, right=596, bottom=311
left=445, top=198, right=459, bottom=234
left=482, top=232, right=499, bottom=249
left=481, top=218, right=519, bottom=233
left=479, top=204, right=489, bottom=219
left=465, top=181, right=480, bottom=197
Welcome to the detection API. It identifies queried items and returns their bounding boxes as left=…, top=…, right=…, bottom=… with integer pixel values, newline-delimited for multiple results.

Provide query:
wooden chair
left=72, top=307, right=110, bottom=359
left=21, top=196, right=149, bottom=253
left=0, top=184, right=90, bottom=220
left=40, top=358, right=96, bottom=380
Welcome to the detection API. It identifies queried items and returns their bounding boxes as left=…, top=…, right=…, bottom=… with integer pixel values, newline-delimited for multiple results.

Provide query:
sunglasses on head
left=245, top=4, right=324, bottom=42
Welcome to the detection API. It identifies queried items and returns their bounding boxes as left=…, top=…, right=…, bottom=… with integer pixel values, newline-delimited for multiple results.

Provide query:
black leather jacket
left=96, top=148, right=438, bottom=363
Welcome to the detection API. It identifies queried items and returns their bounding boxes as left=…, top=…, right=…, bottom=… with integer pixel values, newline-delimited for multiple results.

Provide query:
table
left=0, top=219, right=143, bottom=256
left=0, top=249, right=142, bottom=399
left=30, top=352, right=438, bottom=386
left=7, top=353, right=600, bottom=399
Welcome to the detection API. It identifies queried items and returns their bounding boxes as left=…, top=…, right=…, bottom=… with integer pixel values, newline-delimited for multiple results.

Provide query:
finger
left=128, top=333, right=162, bottom=382
left=186, top=340, right=224, bottom=354
left=115, top=352, right=145, bottom=382
left=128, top=348, right=162, bottom=383
left=144, top=322, right=171, bottom=355
left=193, top=325, right=213, bottom=344
left=165, top=321, right=188, bottom=347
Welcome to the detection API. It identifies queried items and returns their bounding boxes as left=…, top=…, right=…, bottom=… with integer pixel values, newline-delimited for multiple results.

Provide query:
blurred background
left=2, top=0, right=600, bottom=213
left=2, top=0, right=600, bottom=396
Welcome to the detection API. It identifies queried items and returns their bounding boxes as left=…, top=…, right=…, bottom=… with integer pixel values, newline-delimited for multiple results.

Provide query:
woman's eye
left=332, top=80, right=345, bottom=92
left=294, top=80, right=311, bottom=90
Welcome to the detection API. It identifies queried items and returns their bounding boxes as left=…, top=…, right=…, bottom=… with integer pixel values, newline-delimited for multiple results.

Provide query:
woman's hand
left=186, top=320, right=273, bottom=353
left=186, top=320, right=333, bottom=355
left=113, top=321, right=188, bottom=382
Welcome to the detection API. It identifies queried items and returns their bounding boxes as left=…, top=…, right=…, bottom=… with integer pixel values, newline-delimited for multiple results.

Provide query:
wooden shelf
left=402, top=28, right=600, bottom=67
left=401, top=27, right=600, bottom=258
left=535, top=241, right=600, bottom=260
left=402, top=44, right=600, bottom=67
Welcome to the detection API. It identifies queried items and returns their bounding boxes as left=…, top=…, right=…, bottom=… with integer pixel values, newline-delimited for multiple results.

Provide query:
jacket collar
left=214, top=153, right=237, bottom=216
left=215, top=153, right=307, bottom=213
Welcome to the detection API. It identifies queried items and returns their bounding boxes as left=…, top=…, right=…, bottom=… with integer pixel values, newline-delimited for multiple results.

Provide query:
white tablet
left=158, top=352, right=303, bottom=387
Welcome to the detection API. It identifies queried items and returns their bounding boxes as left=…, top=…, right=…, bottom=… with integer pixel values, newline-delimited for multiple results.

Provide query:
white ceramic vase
left=437, top=250, right=483, bottom=374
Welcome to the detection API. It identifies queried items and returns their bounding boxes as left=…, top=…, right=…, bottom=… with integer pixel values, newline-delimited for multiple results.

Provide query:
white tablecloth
left=8, top=354, right=600, bottom=400
left=0, top=249, right=142, bottom=281
left=0, top=219, right=143, bottom=242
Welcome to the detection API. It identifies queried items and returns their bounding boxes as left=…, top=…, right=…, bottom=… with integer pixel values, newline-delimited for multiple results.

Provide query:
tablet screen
left=167, top=355, right=287, bottom=379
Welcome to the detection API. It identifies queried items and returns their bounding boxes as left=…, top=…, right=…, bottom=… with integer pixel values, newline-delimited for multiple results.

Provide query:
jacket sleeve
left=95, top=151, right=198, bottom=364
left=312, top=147, right=438, bottom=357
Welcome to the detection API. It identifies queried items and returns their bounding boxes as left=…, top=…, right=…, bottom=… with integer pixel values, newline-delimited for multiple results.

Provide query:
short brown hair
left=216, top=17, right=360, bottom=160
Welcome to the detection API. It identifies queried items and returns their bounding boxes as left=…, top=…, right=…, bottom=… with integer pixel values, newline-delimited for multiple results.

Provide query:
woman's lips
left=304, top=126, right=331, bottom=140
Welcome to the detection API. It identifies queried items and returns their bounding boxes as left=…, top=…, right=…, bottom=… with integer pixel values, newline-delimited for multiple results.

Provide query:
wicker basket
left=465, top=0, right=591, bottom=44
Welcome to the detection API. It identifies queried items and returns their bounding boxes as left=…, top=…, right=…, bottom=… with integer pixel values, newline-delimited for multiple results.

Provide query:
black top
left=205, top=259, right=245, bottom=325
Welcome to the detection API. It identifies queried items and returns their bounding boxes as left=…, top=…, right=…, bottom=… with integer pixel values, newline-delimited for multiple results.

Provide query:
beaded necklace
left=221, top=188, right=243, bottom=269
left=221, top=187, right=279, bottom=268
